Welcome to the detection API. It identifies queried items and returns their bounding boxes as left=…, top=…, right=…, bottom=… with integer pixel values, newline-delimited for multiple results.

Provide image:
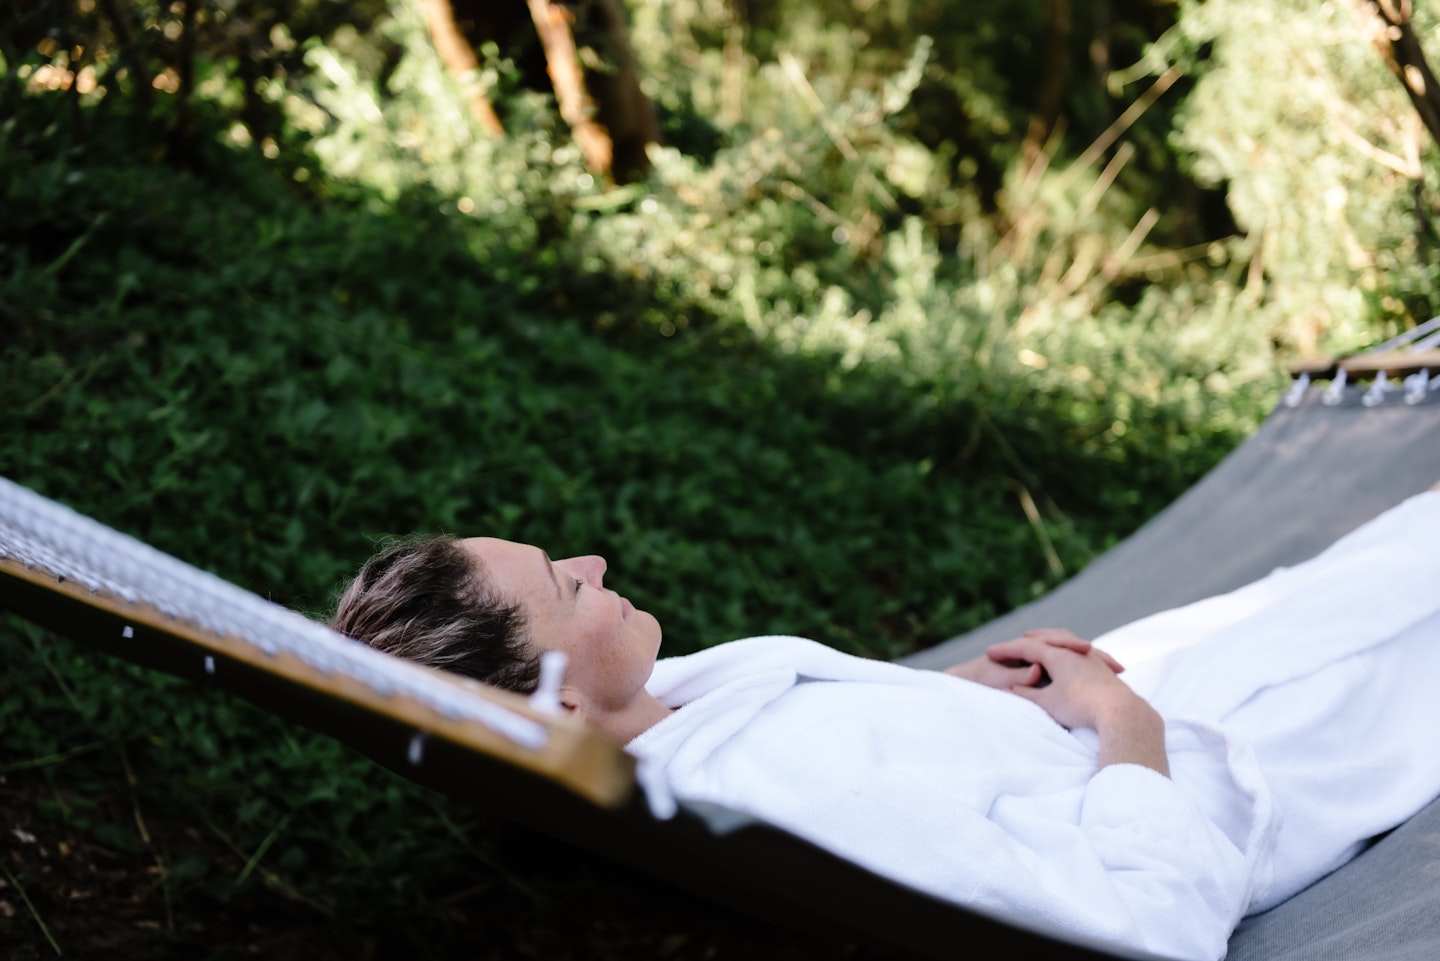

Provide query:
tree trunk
left=96, top=0, right=153, bottom=117
left=523, top=0, right=660, bottom=183
left=415, top=0, right=504, bottom=136
left=1021, top=0, right=1072, bottom=169
left=1349, top=0, right=1440, bottom=269
left=170, top=0, right=198, bottom=163
left=527, top=0, right=614, bottom=176
left=586, top=0, right=660, bottom=182
left=1351, top=0, right=1440, bottom=151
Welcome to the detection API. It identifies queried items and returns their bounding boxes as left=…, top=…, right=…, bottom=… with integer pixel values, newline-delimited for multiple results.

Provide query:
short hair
left=331, top=536, right=542, bottom=693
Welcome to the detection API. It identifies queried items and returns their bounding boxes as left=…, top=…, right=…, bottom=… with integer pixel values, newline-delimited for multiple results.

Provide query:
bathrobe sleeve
left=1048, top=764, right=1252, bottom=960
left=835, top=761, right=1256, bottom=961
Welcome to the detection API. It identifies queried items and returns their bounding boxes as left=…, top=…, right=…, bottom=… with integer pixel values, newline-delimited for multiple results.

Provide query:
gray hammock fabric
left=904, top=382, right=1440, bottom=671
left=3, top=367, right=1440, bottom=960
left=904, top=373, right=1440, bottom=961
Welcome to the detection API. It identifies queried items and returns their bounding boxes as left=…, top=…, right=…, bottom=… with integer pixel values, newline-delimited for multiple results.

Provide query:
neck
left=592, top=691, right=673, bottom=744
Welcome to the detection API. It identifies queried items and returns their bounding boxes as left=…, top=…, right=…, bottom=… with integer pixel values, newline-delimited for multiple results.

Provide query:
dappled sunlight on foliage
left=3, top=0, right=1440, bottom=955
left=1162, top=0, right=1440, bottom=351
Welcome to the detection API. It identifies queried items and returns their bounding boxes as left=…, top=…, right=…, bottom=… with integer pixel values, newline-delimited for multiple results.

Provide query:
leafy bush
left=5, top=0, right=1432, bottom=951
left=2, top=87, right=1212, bottom=946
left=1161, top=0, right=1440, bottom=351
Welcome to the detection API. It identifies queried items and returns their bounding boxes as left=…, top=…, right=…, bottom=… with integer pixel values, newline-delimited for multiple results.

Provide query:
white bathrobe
left=627, top=491, right=1440, bottom=961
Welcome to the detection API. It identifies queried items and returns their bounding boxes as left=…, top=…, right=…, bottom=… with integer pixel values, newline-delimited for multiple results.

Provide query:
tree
left=1350, top=0, right=1440, bottom=152
left=414, top=0, right=504, bottom=135
left=1168, top=0, right=1440, bottom=349
left=421, top=0, right=659, bottom=183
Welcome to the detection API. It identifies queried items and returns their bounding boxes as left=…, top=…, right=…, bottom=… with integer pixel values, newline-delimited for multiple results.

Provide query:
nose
left=561, top=554, right=607, bottom=587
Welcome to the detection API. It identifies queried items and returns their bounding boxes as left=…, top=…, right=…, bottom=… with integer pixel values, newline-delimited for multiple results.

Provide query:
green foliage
left=626, top=0, right=1179, bottom=198
left=3, top=0, right=1435, bottom=951
left=1, top=89, right=1157, bottom=656
left=1160, top=0, right=1440, bottom=352
left=0, top=88, right=1214, bottom=945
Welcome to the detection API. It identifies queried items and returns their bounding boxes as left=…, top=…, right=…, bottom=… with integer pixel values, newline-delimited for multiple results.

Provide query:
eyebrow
left=540, top=550, right=560, bottom=600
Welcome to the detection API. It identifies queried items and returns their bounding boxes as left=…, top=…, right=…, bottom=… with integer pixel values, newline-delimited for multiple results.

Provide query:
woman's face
left=458, top=537, right=663, bottom=718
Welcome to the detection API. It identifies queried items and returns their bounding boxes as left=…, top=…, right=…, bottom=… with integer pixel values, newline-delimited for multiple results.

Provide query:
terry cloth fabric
left=627, top=491, right=1440, bottom=961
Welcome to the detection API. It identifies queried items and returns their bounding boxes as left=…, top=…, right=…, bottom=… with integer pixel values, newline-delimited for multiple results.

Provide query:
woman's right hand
left=984, top=632, right=1169, bottom=776
left=986, top=628, right=1125, bottom=677
left=946, top=629, right=1123, bottom=690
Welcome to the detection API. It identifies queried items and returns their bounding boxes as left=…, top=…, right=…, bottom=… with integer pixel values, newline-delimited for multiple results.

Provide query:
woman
left=333, top=492, right=1440, bottom=961
left=333, top=538, right=1157, bottom=756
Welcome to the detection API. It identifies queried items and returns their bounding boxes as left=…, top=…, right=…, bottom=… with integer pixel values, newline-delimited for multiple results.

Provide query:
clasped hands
left=946, top=629, right=1169, bottom=774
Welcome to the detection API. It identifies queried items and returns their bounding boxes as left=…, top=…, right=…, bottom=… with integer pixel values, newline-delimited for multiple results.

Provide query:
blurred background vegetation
left=2, top=0, right=1438, bottom=956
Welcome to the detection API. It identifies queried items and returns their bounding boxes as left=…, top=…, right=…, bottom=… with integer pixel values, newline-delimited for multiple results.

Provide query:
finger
left=989, top=635, right=1066, bottom=666
left=986, top=643, right=1022, bottom=663
left=1022, top=630, right=1124, bottom=674
left=987, top=637, right=1045, bottom=662
left=1093, top=649, right=1125, bottom=674
left=1008, top=683, right=1047, bottom=705
left=1011, top=663, right=1042, bottom=687
left=967, top=663, right=1042, bottom=689
left=1027, top=628, right=1093, bottom=655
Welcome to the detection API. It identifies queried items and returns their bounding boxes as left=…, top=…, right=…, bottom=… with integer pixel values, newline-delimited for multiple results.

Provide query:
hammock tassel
left=1283, top=373, right=1311, bottom=408
left=1323, top=368, right=1348, bottom=406
left=1404, top=368, right=1431, bottom=406
left=1362, top=370, right=1392, bottom=408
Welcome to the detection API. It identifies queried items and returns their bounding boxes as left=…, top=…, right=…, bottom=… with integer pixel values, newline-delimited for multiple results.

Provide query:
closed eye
left=573, top=577, right=584, bottom=594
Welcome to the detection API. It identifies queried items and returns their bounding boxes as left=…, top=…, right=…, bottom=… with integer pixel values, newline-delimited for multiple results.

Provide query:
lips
left=620, top=596, right=634, bottom=619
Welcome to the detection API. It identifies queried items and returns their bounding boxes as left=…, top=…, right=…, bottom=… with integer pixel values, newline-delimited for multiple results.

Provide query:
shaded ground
left=0, top=769, right=889, bottom=961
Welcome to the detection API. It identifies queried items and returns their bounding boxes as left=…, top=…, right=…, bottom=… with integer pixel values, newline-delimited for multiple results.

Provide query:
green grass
left=0, top=89, right=1256, bottom=954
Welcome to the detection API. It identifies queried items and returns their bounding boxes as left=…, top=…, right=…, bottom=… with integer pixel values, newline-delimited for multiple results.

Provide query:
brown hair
left=331, top=536, right=542, bottom=693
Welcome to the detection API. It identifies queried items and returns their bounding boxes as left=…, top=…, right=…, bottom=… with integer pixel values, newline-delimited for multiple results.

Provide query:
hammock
left=4, top=345, right=1440, bottom=961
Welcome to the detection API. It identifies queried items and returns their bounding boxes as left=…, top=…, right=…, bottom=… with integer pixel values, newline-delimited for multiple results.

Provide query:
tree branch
left=414, top=0, right=504, bottom=137
left=1350, top=0, right=1440, bottom=151
left=527, top=0, right=613, bottom=176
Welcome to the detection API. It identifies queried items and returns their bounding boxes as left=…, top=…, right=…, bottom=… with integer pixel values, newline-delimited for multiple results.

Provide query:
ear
left=558, top=686, right=585, bottom=717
